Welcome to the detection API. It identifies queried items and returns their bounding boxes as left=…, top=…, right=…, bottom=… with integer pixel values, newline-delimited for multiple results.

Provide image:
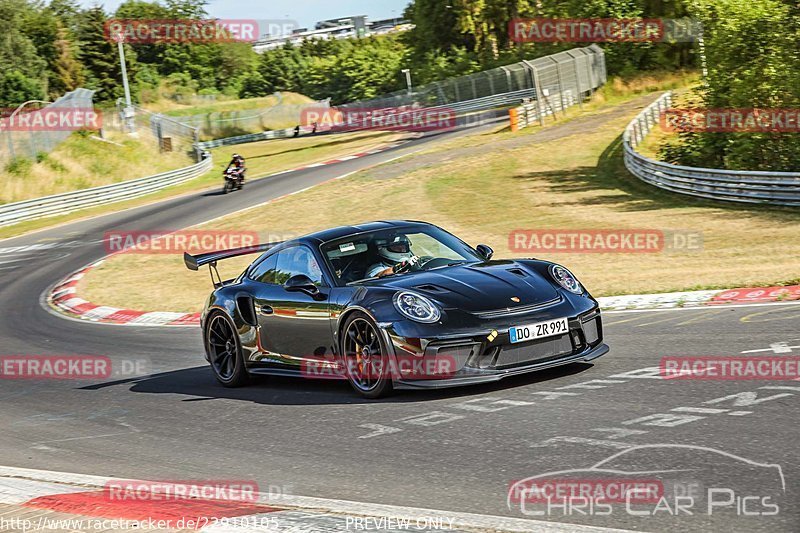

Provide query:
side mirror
left=284, top=274, right=321, bottom=297
left=476, top=244, right=494, bottom=261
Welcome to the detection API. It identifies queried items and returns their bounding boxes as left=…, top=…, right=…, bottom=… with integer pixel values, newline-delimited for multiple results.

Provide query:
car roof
left=300, top=220, right=433, bottom=244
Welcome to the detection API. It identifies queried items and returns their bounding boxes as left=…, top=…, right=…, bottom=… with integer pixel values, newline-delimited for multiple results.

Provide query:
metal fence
left=0, top=88, right=96, bottom=165
left=0, top=156, right=213, bottom=227
left=116, top=101, right=203, bottom=161
left=340, top=45, right=606, bottom=116
left=624, top=92, right=800, bottom=207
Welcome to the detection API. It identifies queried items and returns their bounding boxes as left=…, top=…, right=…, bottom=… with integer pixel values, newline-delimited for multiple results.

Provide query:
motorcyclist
left=225, top=153, right=246, bottom=185
left=367, top=234, right=420, bottom=278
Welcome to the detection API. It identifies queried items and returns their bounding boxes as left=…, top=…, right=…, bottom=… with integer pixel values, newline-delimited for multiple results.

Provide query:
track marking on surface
left=741, top=341, right=800, bottom=354
left=740, top=307, right=800, bottom=323
left=357, top=367, right=664, bottom=440
left=530, top=384, right=798, bottom=450
left=673, top=309, right=727, bottom=326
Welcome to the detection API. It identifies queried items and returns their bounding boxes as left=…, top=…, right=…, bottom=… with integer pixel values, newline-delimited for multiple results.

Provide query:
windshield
left=321, top=226, right=481, bottom=284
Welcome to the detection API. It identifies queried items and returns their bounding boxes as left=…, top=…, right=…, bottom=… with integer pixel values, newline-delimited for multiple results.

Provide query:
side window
left=249, top=253, right=278, bottom=284
left=275, top=246, right=325, bottom=286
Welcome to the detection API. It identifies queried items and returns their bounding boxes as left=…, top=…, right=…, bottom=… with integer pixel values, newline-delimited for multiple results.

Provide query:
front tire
left=340, top=312, right=393, bottom=399
left=205, top=312, right=249, bottom=387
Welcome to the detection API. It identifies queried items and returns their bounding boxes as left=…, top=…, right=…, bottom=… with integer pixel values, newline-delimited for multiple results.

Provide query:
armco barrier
left=196, top=126, right=310, bottom=150
left=510, top=89, right=577, bottom=131
left=624, top=92, right=800, bottom=206
left=0, top=156, right=213, bottom=227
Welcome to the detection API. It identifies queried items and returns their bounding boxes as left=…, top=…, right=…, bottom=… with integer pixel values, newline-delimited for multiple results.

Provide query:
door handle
left=259, top=305, right=273, bottom=315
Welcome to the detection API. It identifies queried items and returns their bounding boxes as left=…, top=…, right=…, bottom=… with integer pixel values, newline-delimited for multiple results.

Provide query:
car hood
left=375, top=260, right=560, bottom=313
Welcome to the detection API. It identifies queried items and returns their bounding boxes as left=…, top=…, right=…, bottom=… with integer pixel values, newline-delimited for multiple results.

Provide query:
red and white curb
left=0, top=465, right=628, bottom=533
left=48, top=259, right=201, bottom=327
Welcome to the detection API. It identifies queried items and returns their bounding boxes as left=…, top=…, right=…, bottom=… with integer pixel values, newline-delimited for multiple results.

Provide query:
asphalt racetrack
left=0, top=124, right=797, bottom=532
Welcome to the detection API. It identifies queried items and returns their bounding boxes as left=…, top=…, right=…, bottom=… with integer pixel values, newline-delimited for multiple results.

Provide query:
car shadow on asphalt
left=78, top=362, right=596, bottom=405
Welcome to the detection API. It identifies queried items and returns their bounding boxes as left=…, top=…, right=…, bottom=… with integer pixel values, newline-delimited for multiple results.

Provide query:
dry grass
left=144, top=92, right=313, bottom=116
left=0, top=130, right=192, bottom=205
left=81, top=85, right=800, bottom=313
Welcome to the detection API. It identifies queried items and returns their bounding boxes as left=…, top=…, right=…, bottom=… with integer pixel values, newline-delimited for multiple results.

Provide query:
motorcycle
left=223, top=167, right=244, bottom=194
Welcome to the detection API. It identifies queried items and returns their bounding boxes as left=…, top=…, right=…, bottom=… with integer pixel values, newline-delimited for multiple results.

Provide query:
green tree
left=663, top=0, right=800, bottom=171
left=0, top=70, right=45, bottom=107
left=0, top=0, right=48, bottom=101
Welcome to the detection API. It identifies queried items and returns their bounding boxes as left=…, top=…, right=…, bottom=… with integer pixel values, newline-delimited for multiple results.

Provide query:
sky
left=78, top=0, right=411, bottom=30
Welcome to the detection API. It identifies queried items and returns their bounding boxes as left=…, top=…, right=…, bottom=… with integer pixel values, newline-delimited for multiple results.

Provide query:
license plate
left=509, top=317, right=569, bottom=344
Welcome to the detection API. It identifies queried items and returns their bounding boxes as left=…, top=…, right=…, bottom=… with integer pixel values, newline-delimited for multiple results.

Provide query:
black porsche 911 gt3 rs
left=185, top=220, right=608, bottom=398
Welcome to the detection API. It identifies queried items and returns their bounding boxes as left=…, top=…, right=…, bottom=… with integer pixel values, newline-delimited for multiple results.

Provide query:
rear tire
left=340, top=312, right=393, bottom=399
left=205, top=312, right=249, bottom=387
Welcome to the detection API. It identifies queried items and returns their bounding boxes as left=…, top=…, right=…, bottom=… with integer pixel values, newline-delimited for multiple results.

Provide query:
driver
left=367, top=234, right=419, bottom=278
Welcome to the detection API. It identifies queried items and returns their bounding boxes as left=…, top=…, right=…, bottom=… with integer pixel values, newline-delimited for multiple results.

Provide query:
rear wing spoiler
left=184, top=242, right=282, bottom=271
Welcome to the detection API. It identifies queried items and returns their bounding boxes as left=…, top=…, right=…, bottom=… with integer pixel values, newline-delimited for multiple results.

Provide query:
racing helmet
left=376, top=234, right=413, bottom=265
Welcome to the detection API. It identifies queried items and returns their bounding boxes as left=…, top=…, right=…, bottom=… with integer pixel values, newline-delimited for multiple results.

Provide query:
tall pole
left=116, top=35, right=135, bottom=133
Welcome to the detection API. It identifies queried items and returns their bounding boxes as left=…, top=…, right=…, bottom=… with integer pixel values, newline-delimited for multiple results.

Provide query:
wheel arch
left=336, top=305, right=398, bottom=363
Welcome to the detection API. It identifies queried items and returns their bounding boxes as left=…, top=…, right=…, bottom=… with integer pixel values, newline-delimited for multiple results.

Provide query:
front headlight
left=393, top=291, right=441, bottom=323
left=549, top=264, right=583, bottom=294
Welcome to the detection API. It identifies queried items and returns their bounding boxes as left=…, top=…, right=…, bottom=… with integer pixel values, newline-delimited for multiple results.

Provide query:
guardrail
left=509, top=89, right=577, bottom=131
left=624, top=92, right=800, bottom=207
left=196, top=126, right=311, bottom=150
left=0, top=156, right=213, bottom=227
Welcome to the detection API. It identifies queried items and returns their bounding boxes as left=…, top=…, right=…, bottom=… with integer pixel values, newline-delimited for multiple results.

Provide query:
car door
left=251, top=245, right=334, bottom=368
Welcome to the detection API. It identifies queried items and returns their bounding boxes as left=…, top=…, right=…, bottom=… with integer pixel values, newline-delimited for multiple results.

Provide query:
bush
left=5, top=157, right=33, bottom=176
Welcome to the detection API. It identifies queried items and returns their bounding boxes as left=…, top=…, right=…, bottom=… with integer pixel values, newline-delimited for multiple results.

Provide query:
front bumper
left=384, top=304, right=607, bottom=389
left=393, top=342, right=608, bottom=389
